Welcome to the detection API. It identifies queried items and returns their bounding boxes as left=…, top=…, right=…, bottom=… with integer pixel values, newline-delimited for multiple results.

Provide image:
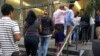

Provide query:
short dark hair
left=1, top=4, right=14, bottom=16
left=69, top=4, right=74, bottom=9
left=75, top=12, right=79, bottom=17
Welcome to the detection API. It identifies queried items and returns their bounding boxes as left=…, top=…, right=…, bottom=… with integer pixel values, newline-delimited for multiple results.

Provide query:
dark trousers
left=54, top=24, right=64, bottom=32
left=24, top=35, right=39, bottom=56
left=81, top=25, right=90, bottom=43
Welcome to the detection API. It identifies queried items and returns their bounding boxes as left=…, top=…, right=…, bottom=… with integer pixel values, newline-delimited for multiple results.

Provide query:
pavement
left=17, top=37, right=93, bottom=56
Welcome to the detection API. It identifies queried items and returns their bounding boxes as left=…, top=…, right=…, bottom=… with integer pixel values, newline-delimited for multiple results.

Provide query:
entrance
left=5, top=0, right=53, bottom=35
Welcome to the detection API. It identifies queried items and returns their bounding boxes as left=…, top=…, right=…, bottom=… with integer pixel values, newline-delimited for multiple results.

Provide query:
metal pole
left=76, top=28, right=79, bottom=50
left=91, top=0, right=96, bottom=42
left=20, top=0, right=24, bottom=35
left=48, top=0, right=52, bottom=17
left=0, top=0, right=4, bottom=17
left=91, top=24, right=95, bottom=42
left=67, top=43, right=69, bottom=56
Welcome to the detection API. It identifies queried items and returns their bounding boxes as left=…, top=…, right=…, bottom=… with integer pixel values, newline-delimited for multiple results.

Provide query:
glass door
left=5, top=0, right=53, bottom=35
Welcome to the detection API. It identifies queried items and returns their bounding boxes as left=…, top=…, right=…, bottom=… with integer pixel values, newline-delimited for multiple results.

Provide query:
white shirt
left=90, top=17, right=95, bottom=25
left=74, top=17, right=81, bottom=25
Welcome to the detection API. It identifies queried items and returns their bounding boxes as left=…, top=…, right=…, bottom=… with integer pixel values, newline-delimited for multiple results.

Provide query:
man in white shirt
left=0, top=4, right=21, bottom=56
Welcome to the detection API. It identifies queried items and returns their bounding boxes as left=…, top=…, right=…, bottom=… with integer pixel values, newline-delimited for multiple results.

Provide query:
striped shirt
left=0, top=16, right=20, bottom=56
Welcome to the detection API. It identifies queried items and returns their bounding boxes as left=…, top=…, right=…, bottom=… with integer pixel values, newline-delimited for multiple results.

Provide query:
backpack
left=80, top=15, right=90, bottom=28
left=39, top=16, right=53, bottom=36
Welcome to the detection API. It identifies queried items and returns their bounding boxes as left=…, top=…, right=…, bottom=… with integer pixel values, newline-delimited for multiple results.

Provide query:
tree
left=95, top=0, right=100, bottom=10
left=84, top=0, right=100, bottom=16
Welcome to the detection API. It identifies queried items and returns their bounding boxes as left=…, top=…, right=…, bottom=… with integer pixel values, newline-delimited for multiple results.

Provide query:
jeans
left=73, top=30, right=77, bottom=43
left=38, top=35, right=51, bottom=56
left=73, top=26, right=80, bottom=42
left=24, top=35, right=39, bottom=56
left=73, top=29, right=78, bottom=42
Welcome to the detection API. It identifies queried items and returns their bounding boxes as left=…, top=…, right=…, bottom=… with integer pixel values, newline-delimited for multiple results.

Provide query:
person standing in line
left=64, top=4, right=75, bottom=46
left=95, top=10, right=100, bottom=39
left=24, top=10, right=40, bottom=56
left=52, top=4, right=67, bottom=55
left=38, top=9, right=53, bottom=56
left=72, top=12, right=81, bottom=43
left=0, top=4, right=21, bottom=56
left=80, top=13, right=90, bottom=44
left=95, top=10, right=100, bottom=27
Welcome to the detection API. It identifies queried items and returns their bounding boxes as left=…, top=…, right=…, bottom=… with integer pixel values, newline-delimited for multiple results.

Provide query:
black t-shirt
left=39, top=16, right=53, bottom=35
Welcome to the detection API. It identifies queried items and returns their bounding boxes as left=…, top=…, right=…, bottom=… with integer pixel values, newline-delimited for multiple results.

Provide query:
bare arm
left=12, top=22, right=21, bottom=41
left=14, top=33, right=21, bottom=41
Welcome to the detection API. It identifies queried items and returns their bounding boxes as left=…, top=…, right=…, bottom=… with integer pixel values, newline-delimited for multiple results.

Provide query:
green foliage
left=95, top=0, right=100, bottom=10
left=84, top=0, right=94, bottom=16
left=84, top=0, right=100, bottom=16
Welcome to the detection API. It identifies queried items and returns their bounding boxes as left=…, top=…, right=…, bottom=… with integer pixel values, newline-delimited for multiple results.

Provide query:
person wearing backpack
left=24, top=10, right=40, bottom=56
left=38, top=9, right=53, bottom=56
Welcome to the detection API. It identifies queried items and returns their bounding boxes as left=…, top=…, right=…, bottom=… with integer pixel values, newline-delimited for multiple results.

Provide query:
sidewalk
left=18, top=37, right=93, bottom=56
left=17, top=37, right=55, bottom=51
left=18, top=37, right=92, bottom=50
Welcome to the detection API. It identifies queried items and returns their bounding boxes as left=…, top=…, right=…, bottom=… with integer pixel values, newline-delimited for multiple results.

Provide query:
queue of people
left=0, top=3, right=99, bottom=56
left=23, top=3, right=78, bottom=56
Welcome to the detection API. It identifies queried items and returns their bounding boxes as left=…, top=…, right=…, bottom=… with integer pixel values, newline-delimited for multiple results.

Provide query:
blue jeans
left=38, top=35, right=51, bottom=56
left=73, top=30, right=77, bottom=42
left=73, top=26, right=79, bottom=43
